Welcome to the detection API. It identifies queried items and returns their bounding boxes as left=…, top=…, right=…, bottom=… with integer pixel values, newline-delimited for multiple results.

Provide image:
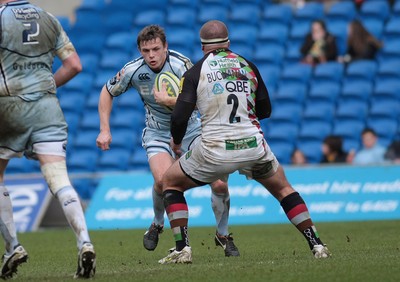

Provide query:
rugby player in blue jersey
left=0, top=0, right=95, bottom=278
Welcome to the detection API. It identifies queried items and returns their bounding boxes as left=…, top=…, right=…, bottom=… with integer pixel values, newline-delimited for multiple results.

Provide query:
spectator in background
left=320, top=135, right=349, bottom=164
left=384, top=140, right=400, bottom=164
left=291, top=148, right=308, bottom=165
left=348, top=128, right=386, bottom=165
left=300, top=20, right=338, bottom=66
left=338, top=20, right=382, bottom=64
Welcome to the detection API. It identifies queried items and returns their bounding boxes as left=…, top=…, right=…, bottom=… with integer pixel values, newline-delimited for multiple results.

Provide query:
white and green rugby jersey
left=0, top=0, right=73, bottom=99
left=106, top=50, right=198, bottom=130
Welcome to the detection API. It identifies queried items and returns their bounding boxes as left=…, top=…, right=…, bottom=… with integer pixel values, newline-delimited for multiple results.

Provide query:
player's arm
left=171, top=71, right=197, bottom=145
left=249, top=61, right=272, bottom=120
left=96, top=85, right=114, bottom=151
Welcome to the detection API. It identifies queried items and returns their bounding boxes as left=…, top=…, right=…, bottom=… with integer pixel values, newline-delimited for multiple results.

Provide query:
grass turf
left=12, top=220, right=399, bottom=281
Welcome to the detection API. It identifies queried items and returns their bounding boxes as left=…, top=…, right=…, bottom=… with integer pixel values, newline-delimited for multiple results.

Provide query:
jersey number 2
left=23, top=22, right=39, bottom=45
left=227, top=94, right=241, bottom=123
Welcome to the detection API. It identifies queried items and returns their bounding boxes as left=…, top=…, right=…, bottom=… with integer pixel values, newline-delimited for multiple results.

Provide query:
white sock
left=56, top=186, right=91, bottom=249
left=152, top=188, right=165, bottom=226
left=211, top=191, right=230, bottom=236
left=0, top=184, right=19, bottom=254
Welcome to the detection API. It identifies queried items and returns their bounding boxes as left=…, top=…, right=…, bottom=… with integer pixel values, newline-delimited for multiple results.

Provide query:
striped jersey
left=0, top=0, right=73, bottom=99
left=106, top=50, right=196, bottom=130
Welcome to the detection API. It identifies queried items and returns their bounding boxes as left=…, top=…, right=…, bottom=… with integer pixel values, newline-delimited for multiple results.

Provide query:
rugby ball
left=154, top=71, right=181, bottom=111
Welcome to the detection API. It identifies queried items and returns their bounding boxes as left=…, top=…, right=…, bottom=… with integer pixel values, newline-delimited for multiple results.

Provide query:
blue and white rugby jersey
left=0, top=1, right=75, bottom=99
left=106, top=50, right=198, bottom=130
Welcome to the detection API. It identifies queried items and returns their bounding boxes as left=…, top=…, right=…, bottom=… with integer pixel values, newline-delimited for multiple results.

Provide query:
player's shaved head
left=200, top=20, right=228, bottom=41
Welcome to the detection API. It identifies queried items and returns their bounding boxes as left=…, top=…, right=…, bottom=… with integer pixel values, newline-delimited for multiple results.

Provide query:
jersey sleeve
left=106, top=64, right=134, bottom=97
left=248, top=61, right=272, bottom=120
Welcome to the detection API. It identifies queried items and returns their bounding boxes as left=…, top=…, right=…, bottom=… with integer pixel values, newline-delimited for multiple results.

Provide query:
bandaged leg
left=211, top=191, right=230, bottom=236
left=152, top=187, right=165, bottom=226
left=0, top=184, right=19, bottom=254
left=41, top=161, right=91, bottom=249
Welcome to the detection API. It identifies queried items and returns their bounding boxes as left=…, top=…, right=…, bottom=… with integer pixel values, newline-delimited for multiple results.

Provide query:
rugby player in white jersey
left=158, top=20, right=331, bottom=264
left=0, top=0, right=95, bottom=278
left=96, top=25, right=239, bottom=257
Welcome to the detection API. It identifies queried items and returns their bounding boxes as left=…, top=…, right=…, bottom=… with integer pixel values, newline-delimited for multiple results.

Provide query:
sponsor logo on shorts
left=185, top=150, right=192, bottom=160
left=225, top=137, right=257, bottom=150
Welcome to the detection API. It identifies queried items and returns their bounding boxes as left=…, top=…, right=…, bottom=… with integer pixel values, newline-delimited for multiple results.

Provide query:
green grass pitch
left=13, top=220, right=399, bottom=281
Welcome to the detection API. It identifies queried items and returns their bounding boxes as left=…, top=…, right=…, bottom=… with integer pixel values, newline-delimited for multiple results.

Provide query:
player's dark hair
left=137, top=25, right=167, bottom=49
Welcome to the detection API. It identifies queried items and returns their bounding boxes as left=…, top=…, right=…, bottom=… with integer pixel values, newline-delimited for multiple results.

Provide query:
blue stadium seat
left=266, top=123, right=299, bottom=144
left=67, top=149, right=98, bottom=173
left=57, top=16, right=71, bottom=32
left=258, top=22, right=289, bottom=47
left=294, top=2, right=324, bottom=21
left=104, top=32, right=136, bottom=54
left=361, top=18, right=384, bottom=39
left=69, top=31, right=107, bottom=55
left=360, top=0, right=390, bottom=22
left=345, top=59, right=377, bottom=82
left=372, top=79, right=400, bottom=102
left=394, top=1, right=400, bottom=16
left=85, top=91, right=100, bottom=110
left=302, top=102, right=335, bottom=123
left=201, top=0, right=230, bottom=6
left=112, top=0, right=168, bottom=12
left=103, top=10, right=134, bottom=33
left=80, top=111, right=101, bottom=131
left=383, top=17, right=400, bottom=41
left=253, top=44, right=285, bottom=66
left=326, top=1, right=357, bottom=22
left=59, top=92, right=87, bottom=115
left=296, top=139, right=323, bottom=164
left=166, top=7, right=196, bottom=28
left=280, top=63, right=312, bottom=84
left=284, top=40, right=303, bottom=65
left=129, top=149, right=150, bottom=171
left=312, top=62, right=344, bottom=84
left=326, top=20, right=348, bottom=55
left=289, top=19, right=311, bottom=41
left=93, top=70, right=117, bottom=90
left=332, top=119, right=365, bottom=141
left=340, top=80, right=373, bottom=103
left=109, top=129, right=137, bottom=152
left=71, top=177, right=98, bottom=200
left=368, top=100, right=400, bottom=120
left=73, top=129, right=99, bottom=150
left=169, top=0, right=199, bottom=8
left=269, top=103, right=303, bottom=124
left=72, top=9, right=105, bottom=33
left=166, top=27, right=196, bottom=56
left=229, top=3, right=261, bottom=25
left=99, top=50, right=131, bottom=72
left=116, top=89, right=143, bottom=111
left=6, top=158, right=37, bottom=174
left=308, top=81, right=341, bottom=104
left=267, top=141, right=294, bottom=165
left=110, top=109, right=145, bottom=131
left=197, top=4, right=229, bottom=25
left=61, top=73, right=94, bottom=94
left=64, top=112, right=81, bottom=136
left=230, top=43, right=254, bottom=60
left=97, top=148, right=131, bottom=172
left=274, top=82, right=307, bottom=105
left=376, top=60, right=400, bottom=81
left=228, top=23, right=258, bottom=45
left=298, top=121, right=332, bottom=142
left=257, top=64, right=281, bottom=92
left=134, top=10, right=165, bottom=30
left=79, top=0, right=107, bottom=11
left=335, top=100, right=369, bottom=123
left=79, top=53, right=100, bottom=75
left=377, top=39, right=400, bottom=61
left=262, top=4, right=293, bottom=26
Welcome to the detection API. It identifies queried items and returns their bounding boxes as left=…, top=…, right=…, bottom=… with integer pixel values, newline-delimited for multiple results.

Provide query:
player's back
left=0, top=1, right=63, bottom=97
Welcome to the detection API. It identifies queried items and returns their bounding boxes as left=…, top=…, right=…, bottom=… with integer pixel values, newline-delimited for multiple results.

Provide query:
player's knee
left=40, top=160, right=72, bottom=195
left=211, top=180, right=229, bottom=194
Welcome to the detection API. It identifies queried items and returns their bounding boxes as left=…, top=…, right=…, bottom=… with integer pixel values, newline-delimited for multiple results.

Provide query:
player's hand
left=170, top=138, right=182, bottom=159
left=96, top=130, right=112, bottom=151
left=153, top=83, right=168, bottom=105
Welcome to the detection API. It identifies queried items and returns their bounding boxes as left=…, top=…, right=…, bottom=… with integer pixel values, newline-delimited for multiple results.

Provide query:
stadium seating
left=104, top=32, right=136, bottom=54
left=262, top=4, right=293, bottom=26
left=335, top=100, right=369, bottom=123
left=280, top=63, right=312, bottom=84
left=96, top=148, right=131, bottom=172
left=166, top=6, right=197, bottom=28
left=367, top=118, right=398, bottom=147
left=134, top=10, right=166, bottom=30
left=253, top=44, right=285, bottom=66
left=325, top=1, right=357, bottom=22
left=359, top=0, right=390, bottom=22
left=197, top=4, right=229, bottom=25
left=68, top=149, right=99, bottom=173
left=229, top=3, right=261, bottom=25
left=345, top=60, right=378, bottom=82
left=258, top=22, right=289, bottom=47
left=302, top=102, right=335, bottom=123
left=312, top=62, right=345, bottom=84
left=298, top=120, right=332, bottom=142
left=267, top=141, right=294, bottom=164
left=340, top=80, right=373, bottom=104
left=307, top=81, right=341, bottom=105
left=296, top=139, right=323, bottom=163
